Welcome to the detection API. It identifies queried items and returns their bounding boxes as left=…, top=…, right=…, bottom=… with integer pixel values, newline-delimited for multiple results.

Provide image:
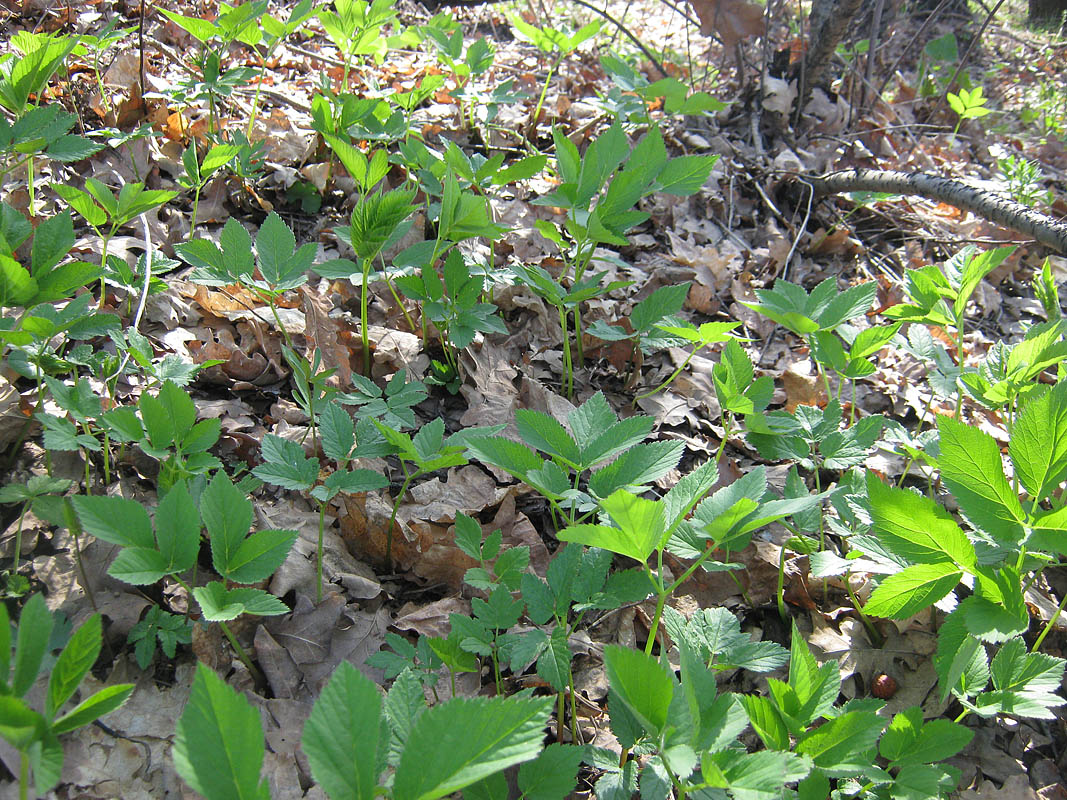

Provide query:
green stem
left=635, top=346, right=703, bottom=402
left=386, top=466, right=417, bottom=571
left=559, top=305, right=573, bottom=398
left=530, top=59, right=559, bottom=132
left=1031, top=587, right=1067, bottom=653
left=11, top=506, right=25, bottom=574
left=98, top=232, right=113, bottom=310
left=316, top=501, right=326, bottom=603
left=776, top=546, right=788, bottom=622
left=190, top=181, right=202, bottom=235
left=218, top=619, right=265, bottom=684
left=19, top=752, right=27, bottom=800
left=267, top=298, right=296, bottom=352
left=361, top=258, right=372, bottom=376
left=845, top=578, right=883, bottom=647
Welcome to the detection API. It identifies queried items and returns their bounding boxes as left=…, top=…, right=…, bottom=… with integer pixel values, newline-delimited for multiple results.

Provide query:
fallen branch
left=808, top=168, right=1067, bottom=254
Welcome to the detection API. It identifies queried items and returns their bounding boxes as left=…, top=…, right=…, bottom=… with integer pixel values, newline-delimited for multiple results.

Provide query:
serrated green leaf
left=516, top=743, right=582, bottom=800
left=13, top=594, right=52, bottom=697
left=392, top=694, right=553, bottom=800
left=303, top=662, right=383, bottom=800
left=1011, top=381, right=1067, bottom=503
left=865, top=474, right=975, bottom=570
left=72, top=495, right=153, bottom=548
left=51, top=682, right=133, bottom=735
left=937, top=415, right=1024, bottom=542
left=46, top=614, right=100, bottom=718
left=864, top=562, right=962, bottom=619
left=173, top=664, right=269, bottom=800
left=603, top=645, right=674, bottom=737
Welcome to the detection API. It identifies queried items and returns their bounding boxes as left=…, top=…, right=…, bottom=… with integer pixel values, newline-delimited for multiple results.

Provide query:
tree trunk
left=1029, top=0, right=1067, bottom=22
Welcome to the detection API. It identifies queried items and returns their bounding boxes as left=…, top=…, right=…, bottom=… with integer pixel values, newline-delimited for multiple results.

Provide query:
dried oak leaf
left=689, top=0, right=764, bottom=48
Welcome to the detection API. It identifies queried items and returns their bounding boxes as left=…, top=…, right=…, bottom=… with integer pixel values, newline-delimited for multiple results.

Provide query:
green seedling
left=177, top=212, right=352, bottom=351
left=0, top=476, right=72, bottom=595
left=588, top=281, right=691, bottom=379
left=997, top=153, right=1053, bottom=208
left=644, top=320, right=741, bottom=399
left=811, top=322, right=902, bottom=422
left=466, top=390, right=683, bottom=526
left=247, top=0, right=315, bottom=134
left=339, top=369, right=427, bottom=430
left=174, top=659, right=559, bottom=800
left=883, top=245, right=1015, bottom=415
left=743, top=275, right=878, bottom=400
left=510, top=16, right=602, bottom=130
left=711, top=338, right=774, bottom=464
left=531, top=122, right=717, bottom=393
left=372, top=417, right=503, bottom=568
left=252, top=404, right=388, bottom=602
left=0, top=208, right=100, bottom=314
left=0, top=595, right=134, bottom=800
left=73, top=473, right=296, bottom=679
left=99, top=380, right=221, bottom=493
left=0, top=104, right=101, bottom=187
left=318, top=180, right=417, bottom=375
left=36, top=374, right=115, bottom=488
left=52, top=179, right=177, bottom=310
left=395, top=249, right=508, bottom=373
left=961, top=319, right=1067, bottom=421
left=512, top=261, right=631, bottom=397
left=177, top=142, right=239, bottom=233
left=947, top=85, right=991, bottom=141
left=158, top=1, right=267, bottom=132
left=128, top=606, right=192, bottom=669
left=71, top=19, right=134, bottom=115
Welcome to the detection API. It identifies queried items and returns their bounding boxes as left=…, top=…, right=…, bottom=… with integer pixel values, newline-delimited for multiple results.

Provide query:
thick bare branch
left=808, top=168, right=1067, bottom=254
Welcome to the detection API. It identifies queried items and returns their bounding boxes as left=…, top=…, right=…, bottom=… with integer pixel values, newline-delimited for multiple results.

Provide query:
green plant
left=71, top=19, right=135, bottom=116
left=848, top=395, right=1067, bottom=720
left=0, top=476, right=72, bottom=595
left=947, top=85, right=992, bottom=141
left=247, top=0, right=315, bottom=134
left=318, top=174, right=417, bottom=375
left=73, top=473, right=296, bottom=679
left=587, top=281, right=691, bottom=379
left=420, top=20, right=495, bottom=131
left=510, top=16, right=602, bottom=129
left=176, top=211, right=352, bottom=351
left=530, top=122, right=717, bottom=396
left=466, top=390, right=683, bottom=526
left=98, top=379, right=221, bottom=492
left=0, top=209, right=100, bottom=314
left=339, top=369, right=427, bottom=430
left=882, top=245, right=1015, bottom=415
left=743, top=275, right=878, bottom=400
left=0, top=594, right=134, bottom=800
left=395, top=249, right=508, bottom=375
left=372, top=417, right=503, bottom=568
left=177, top=142, right=239, bottom=233
left=173, top=658, right=561, bottom=800
left=157, top=2, right=267, bottom=133
left=997, top=153, right=1053, bottom=207
left=252, top=403, right=389, bottom=602
left=711, top=338, right=775, bottom=464
left=643, top=320, right=741, bottom=399
left=127, top=606, right=193, bottom=669
left=52, top=179, right=177, bottom=309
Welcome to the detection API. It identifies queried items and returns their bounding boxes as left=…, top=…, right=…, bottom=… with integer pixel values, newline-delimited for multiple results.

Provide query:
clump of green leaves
left=173, top=659, right=560, bottom=800
left=0, top=595, right=134, bottom=798
left=466, top=390, right=683, bottom=526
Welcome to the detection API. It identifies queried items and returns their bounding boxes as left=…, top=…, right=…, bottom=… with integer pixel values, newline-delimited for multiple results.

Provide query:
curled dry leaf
left=689, top=0, right=764, bottom=47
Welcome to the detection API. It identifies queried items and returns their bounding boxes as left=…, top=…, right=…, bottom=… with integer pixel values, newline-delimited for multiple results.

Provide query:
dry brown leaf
left=689, top=0, right=764, bottom=47
left=782, top=359, right=827, bottom=411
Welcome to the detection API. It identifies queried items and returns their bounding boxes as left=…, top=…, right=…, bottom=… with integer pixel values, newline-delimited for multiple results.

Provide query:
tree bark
left=1029, top=0, right=1067, bottom=22
left=807, top=169, right=1067, bottom=254
left=801, top=0, right=865, bottom=105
